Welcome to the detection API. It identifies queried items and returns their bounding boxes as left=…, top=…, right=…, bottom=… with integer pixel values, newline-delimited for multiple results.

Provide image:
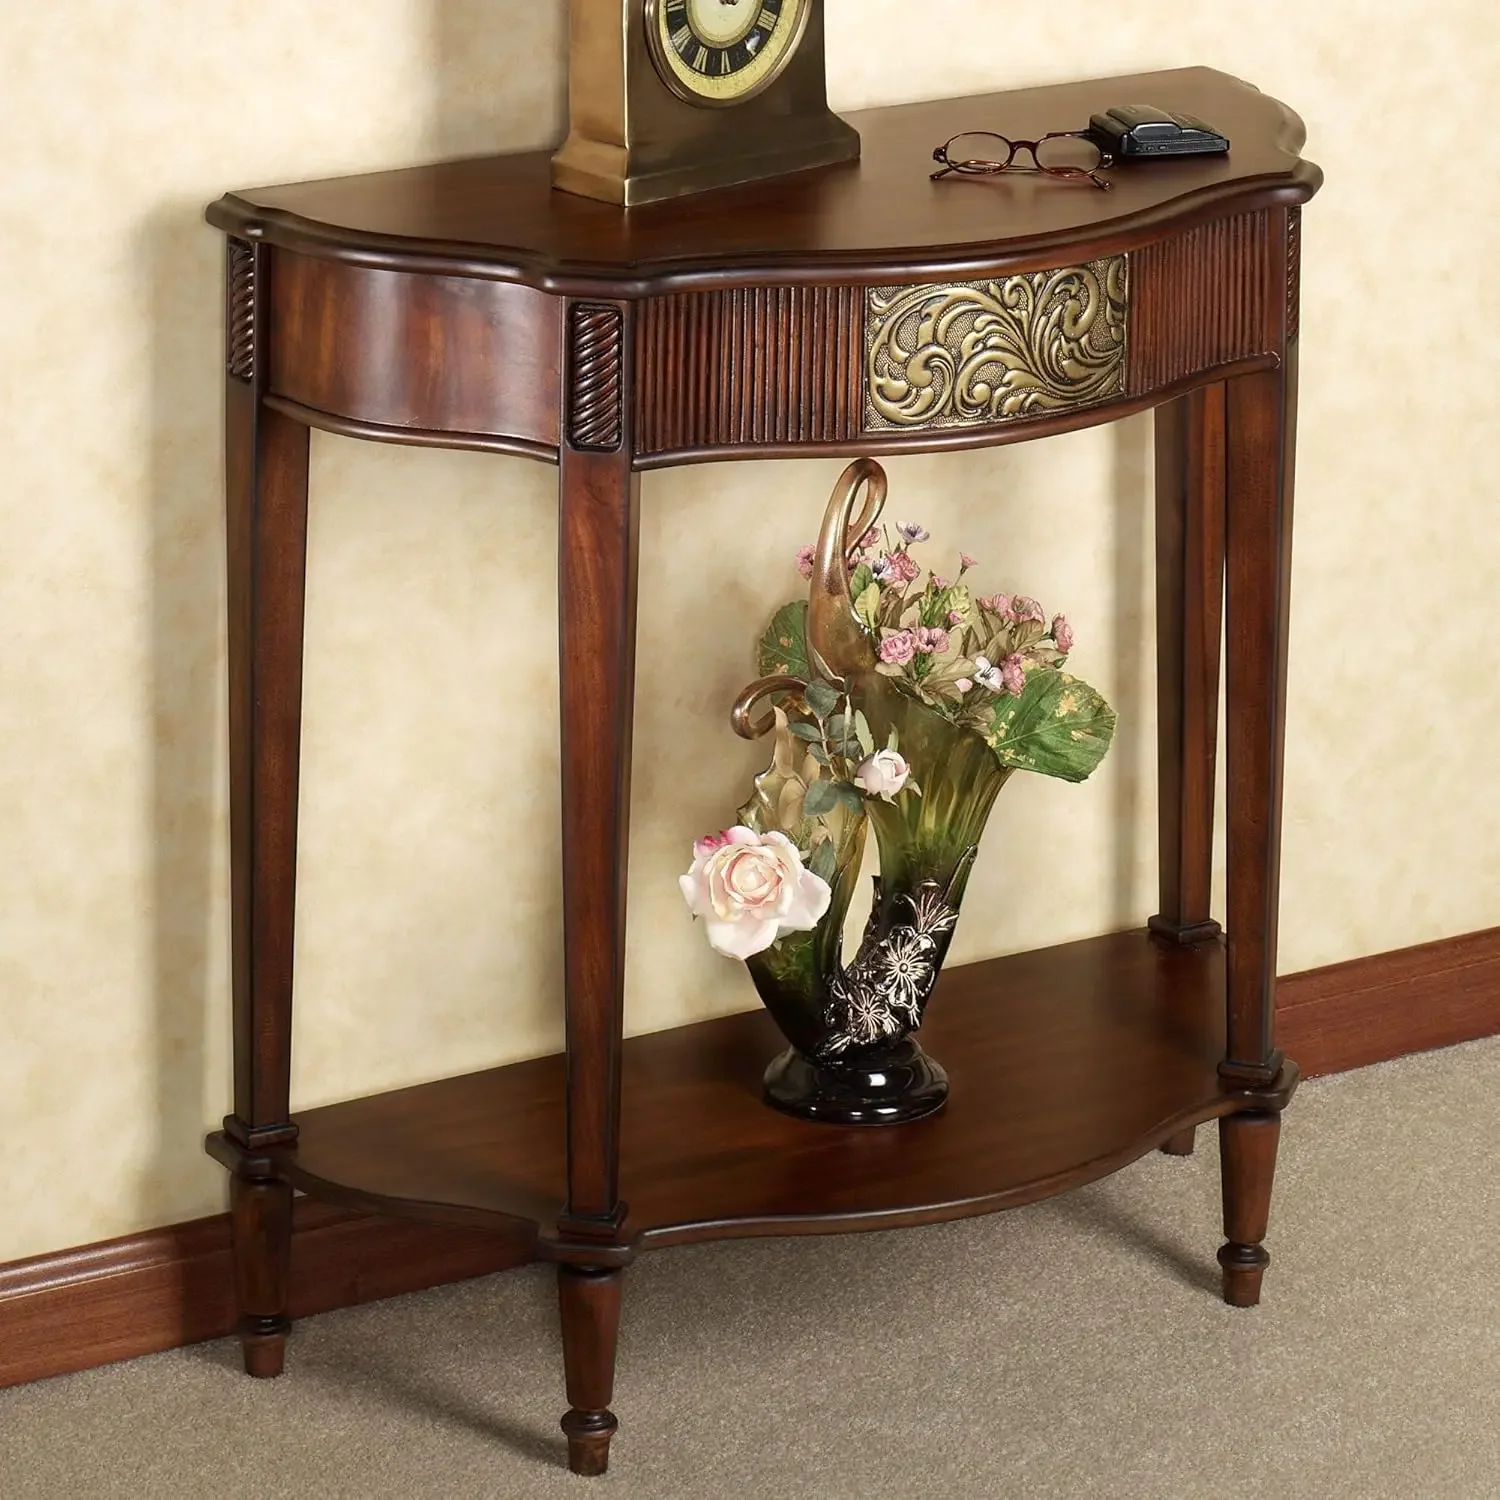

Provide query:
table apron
left=247, top=207, right=1295, bottom=465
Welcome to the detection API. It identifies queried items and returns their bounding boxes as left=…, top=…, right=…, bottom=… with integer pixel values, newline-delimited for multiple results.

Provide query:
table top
left=210, top=67, right=1320, bottom=294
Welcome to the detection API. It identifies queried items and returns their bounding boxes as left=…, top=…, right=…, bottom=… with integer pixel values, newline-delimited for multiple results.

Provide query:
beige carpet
left=3, top=1037, right=1497, bottom=1500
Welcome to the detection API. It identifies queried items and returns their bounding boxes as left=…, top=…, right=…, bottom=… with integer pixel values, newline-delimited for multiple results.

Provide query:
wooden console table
left=205, top=67, right=1320, bottom=1476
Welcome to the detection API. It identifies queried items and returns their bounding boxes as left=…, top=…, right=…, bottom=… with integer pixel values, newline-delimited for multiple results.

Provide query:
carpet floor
left=3, top=1036, right=1497, bottom=1500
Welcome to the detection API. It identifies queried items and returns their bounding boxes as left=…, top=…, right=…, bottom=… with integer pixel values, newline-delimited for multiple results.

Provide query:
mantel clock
left=552, top=0, right=859, bottom=205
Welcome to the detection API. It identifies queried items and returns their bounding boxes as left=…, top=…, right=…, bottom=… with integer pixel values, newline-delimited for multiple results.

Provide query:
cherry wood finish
left=558, top=1268, right=624, bottom=1475
left=269, top=252, right=562, bottom=445
left=15, top=927, right=1500, bottom=1396
left=205, top=68, right=1319, bottom=1474
left=1151, top=382, right=1226, bottom=950
left=1218, top=1111, right=1281, bottom=1306
left=210, top=69, right=1312, bottom=292
left=211, top=932, right=1294, bottom=1258
left=229, top=1175, right=292, bottom=1377
left=557, top=366, right=640, bottom=1237
left=1223, top=352, right=1298, bottom=1081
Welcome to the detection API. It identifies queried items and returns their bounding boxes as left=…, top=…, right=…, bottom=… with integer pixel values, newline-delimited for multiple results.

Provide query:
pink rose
left=1012, top=596, right=1045, bottom=625
left=796, top=544, right=816, bottom=579
left=960, top=553, right=978, bottom=571
left=679, top=827, right=831, bottom=960
left=854, top=749, right=911, bottom=802
left=878, top=630, right=917, bottom=666
left=955, top=678, right=973, bottom=694
left=915, top=626, right=949, bottom=654
left=1051, top=614, right=1075, bottom=653
left=930, top=575, right=949, bottom=592
left=1001, top=653, right=1026, bottom=696
left=947, top=610, right=964, bottom=627
left=858, top=527, right=881, bottom=551
left=979, top=593, right=1014, bottom=620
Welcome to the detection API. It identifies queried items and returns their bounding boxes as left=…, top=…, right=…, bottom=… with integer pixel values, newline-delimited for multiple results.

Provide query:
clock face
left=646, top=0, right=810, bottom=107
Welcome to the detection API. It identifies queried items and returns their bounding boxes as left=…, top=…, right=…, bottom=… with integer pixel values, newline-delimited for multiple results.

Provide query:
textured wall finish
left=2, top=3, right=1499, bottom=1264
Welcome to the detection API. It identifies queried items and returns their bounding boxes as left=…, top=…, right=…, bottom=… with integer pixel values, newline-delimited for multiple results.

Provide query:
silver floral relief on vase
left=818, top=883, right=961, bottom=1059
left=863, top=258, right=1128, bottom=432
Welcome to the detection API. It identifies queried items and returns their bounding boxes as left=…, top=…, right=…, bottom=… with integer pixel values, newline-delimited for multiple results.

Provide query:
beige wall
left=3, top=2, right=1497, bottom=1263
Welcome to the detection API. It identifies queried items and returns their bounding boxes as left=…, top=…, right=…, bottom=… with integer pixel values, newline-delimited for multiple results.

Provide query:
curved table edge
left=207, top=168, right=1322, bottom=298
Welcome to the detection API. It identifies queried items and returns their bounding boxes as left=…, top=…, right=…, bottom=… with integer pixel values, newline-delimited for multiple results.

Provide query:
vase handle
left=730, top=675, right=808, bottom=740
left=808, top=460, right=886, bottom=681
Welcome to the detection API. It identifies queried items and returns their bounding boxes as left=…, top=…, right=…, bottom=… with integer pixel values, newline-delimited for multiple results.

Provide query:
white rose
left=679, top=827, right=832, bottom=960
left=854, top=749, right=910, bottom=802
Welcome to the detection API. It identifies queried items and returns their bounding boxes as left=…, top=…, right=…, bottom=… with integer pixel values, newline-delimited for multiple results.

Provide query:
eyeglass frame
left=930, top=130, right=1115, bottom=190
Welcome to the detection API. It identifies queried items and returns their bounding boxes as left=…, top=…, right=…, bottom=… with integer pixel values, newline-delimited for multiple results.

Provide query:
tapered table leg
left=230, top=1173, right=294, bottom=1376
left=554, top=301, right=639, bottom=1469
left=1150, top=383, right=1227, bottom=952
left=1222, top=355, right=1297, bottom=1082
left=556, top=306, right=640, bottom=1233
left=1218, top=1111, right=1281, bottom=1306
left=219, top=238, right=311, bottom=1375
left=1150, top=381, right=1229, bottom=1162
left=559, top=1267, right=624, bottom=1475
left=1217, top=218, right=1301, bottom=1301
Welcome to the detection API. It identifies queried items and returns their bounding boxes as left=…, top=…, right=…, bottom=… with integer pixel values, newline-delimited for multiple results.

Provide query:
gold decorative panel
left=864, top=260, right=1128, bottom=432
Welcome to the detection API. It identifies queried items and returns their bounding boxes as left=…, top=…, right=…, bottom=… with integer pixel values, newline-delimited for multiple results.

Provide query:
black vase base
left=763, top=1039, right=949, bottom=1126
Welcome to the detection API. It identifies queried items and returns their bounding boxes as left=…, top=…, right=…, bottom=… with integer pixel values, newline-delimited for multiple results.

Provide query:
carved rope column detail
left=863, top=259, right=1129, bottom=433
left=227, top=238, right=258, bottom=384
left=567, top=303, right=627, bottom=452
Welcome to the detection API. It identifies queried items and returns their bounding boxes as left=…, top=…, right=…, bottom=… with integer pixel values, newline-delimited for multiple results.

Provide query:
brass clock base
left=552, top=113, right=860, bottom=208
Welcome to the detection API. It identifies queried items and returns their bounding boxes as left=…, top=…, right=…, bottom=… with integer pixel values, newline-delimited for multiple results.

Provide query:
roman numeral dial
left=648, top=0, right=809, bottom=106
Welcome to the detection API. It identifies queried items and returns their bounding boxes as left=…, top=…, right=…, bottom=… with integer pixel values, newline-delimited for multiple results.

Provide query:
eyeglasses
left=931, top=131, right=1114, bottom=190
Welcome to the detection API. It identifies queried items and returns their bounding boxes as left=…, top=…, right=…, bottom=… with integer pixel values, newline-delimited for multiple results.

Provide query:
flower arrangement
left=682, top=512, right=1115, bottom=960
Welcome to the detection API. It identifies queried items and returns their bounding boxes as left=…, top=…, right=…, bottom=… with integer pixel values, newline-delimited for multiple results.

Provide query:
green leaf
left=834, top=781, right=866, bottom=813
left=808, top=839, right=838, bottom=883
left=854, top=711, right=875, bottom=757
left=804, top=679, right=840, bottom=720
left=806, top=742, right=830, bottom=766
left=802, top=779, right=838, bottom=818
left=854, top=582, right=882, bottom=631
left=849, top=562, right=874, bottom=600
left=983, top=669, right=1117, bottom=782
left=756, top=601, right=810, bottom=680
left=787, top=721, right=823, bottom=741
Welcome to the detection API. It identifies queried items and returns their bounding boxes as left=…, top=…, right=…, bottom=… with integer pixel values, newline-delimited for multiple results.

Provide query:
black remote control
left=1087, top=105, right=1230, bottom=158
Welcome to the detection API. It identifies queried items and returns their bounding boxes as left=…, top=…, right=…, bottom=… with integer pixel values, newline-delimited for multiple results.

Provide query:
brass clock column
left=552, top=0, right=859, bottom=206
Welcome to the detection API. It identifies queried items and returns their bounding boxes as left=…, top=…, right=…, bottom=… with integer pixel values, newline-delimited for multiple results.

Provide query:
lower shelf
left=254, top=930, right=1295, bottom=1255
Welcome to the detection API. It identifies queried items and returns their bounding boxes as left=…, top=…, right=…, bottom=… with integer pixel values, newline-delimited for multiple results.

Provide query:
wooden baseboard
left=1277, top=926, right=1500, bottom=1076
left=3, top=926, right=1496, bottom=1392
left=0, top=1200, right=530, bottom=1390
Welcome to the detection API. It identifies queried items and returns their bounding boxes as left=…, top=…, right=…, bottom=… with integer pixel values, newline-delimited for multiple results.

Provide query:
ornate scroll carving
left=863, top=260, right=1128, bottom=432
left=1286, top=207, right=1301, bottom=342
left=567, top=303, right=625, bottom=451
left=227, top=238, right=257, bottom=383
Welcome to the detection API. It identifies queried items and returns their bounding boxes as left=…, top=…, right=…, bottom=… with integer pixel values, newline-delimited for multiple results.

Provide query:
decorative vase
left=735, top=464, right=1013, bottom=1124
left=685, top=459, right=1115, bottom=1127
left=747, top=677, right=1011, bottom=1124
